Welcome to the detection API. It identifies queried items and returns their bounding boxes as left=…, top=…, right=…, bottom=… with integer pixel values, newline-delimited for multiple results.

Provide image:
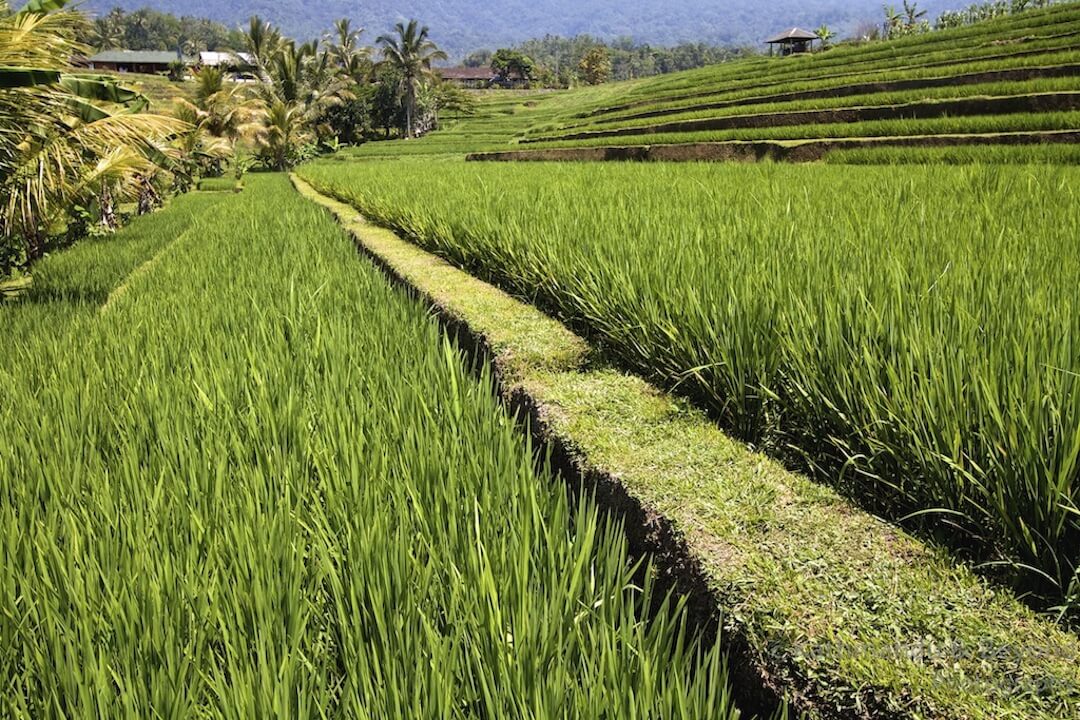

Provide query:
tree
left=815, top=25, right=835, bottom=49
left=172, top=65, right=254, bottom=179
left=244, top=15, right=284, bottom=81
left=463, top=49, right=491, bottom=68
left=490, top=48, right=536, bottom=85
left=578, top=46, right=611, bottom=85
left=327, top=17, right=370, bottom=82
left=1, top=0, right=182, bottom=270
left=375, top=19, right=447, bottom=138
left=254, top=99, right=310, bottom=170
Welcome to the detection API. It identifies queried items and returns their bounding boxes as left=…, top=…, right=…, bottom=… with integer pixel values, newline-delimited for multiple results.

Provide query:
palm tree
left=328, top=17, right=370, bottom=82
left=375, top=20, right=447, bottom=138
left=172, top=65, right=254, bottom=180
left=244, top=15, right=283, bottom=81
left=883, top=4, right=902, bottom=38
left=254, top=99, right=309, bottom=170
left=903, top=0, right=928, bottom=29
left=815, top=25, right=835, bottom=49
left=1, top=0, right=183, bottom=267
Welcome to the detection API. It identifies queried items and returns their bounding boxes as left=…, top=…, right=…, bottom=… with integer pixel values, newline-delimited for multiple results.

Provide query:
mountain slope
left=82, top=0, right=957, bottom=57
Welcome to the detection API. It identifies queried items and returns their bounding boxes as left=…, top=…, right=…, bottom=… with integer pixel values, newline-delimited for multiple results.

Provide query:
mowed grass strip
left=293, top=173, right=1080, bottom=720
left=296, top=160, right=1080, bottom=615
left=0, top=173, right=754, bottom=719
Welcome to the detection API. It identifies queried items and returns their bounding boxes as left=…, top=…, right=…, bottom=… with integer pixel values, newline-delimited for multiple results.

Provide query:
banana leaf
left=17, top=0, right=68, bottom=14
left=0, top=67, right=61, bottom=89
left=59, top=75, right=146, bottom=108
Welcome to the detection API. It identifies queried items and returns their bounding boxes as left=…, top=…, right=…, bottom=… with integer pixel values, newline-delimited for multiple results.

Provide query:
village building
left=86, top=50, right=193, bottom=74
left=198, top=51, right=256, bottom=73
left=438, top=66, right=529, bottom=89
left=765, top=28, right=820, bottom=56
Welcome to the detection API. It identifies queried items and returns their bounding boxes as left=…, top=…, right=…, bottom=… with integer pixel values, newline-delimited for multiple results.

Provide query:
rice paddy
left=0, top=175, right=760, bottom=718
left=297, top=159, right=1080, bottom=614
left=7, top=2, right=1080, bottom=716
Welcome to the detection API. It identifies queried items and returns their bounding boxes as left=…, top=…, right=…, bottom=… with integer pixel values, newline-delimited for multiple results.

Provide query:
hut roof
left=88, top=50, right=193, bottom=65
left=764, top=27, right=820, bottom=43
left=438, top=66, right=497, bottom=81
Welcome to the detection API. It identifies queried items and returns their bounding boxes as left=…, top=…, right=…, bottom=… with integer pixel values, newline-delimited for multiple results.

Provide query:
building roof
left=765, top=27, right=820, bottom=43
left=88, top=50, right=194, bottom=65
left=199, top=51, right=255, bottom=67
left=438, top=66, right=497, bottom=81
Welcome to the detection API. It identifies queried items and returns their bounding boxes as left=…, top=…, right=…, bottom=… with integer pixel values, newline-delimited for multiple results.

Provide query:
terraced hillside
left=338, top=1, right=1080, bottom=163
left=510, top=2, right=1080, bottom=159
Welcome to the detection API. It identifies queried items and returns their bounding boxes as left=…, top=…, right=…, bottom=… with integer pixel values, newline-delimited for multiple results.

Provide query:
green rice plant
left=546, top=79, right=1080, bottom=136
left=0, top=173, right=759, bottom=718
left=523, top=110, right=1080, bottom=148
left=580, top=51, right=1080, bottom=123
left=826, top=143, right=1080, bottom=163
left=298, top=159, right=1080, bottom=616
left=607, top=4, right=1080, bottom=106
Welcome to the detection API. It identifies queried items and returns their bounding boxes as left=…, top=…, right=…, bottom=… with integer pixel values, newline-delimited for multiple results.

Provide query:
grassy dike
left=291, top=174, right=1080, bottom=720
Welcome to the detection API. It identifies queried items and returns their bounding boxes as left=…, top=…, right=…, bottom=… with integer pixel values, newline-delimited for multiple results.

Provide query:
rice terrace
left=2, top=0, right=1080, bottom=717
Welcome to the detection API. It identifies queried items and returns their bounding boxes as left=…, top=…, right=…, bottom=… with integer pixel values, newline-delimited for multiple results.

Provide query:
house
left=438, top=66, right=529, bottom=89
left=765, top=28, right=820, bottom=56
left=199, top=51, right=256, bottom=73
left=86, top=50, right=193, bottom=74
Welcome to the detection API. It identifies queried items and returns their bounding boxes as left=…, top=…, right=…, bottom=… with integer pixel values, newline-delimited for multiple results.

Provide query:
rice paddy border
left=291, top=172, right=1080, bottom=720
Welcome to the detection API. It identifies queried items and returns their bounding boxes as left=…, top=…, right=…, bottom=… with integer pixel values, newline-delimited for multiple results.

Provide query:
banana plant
left=1, top=0, right=184, bottom=267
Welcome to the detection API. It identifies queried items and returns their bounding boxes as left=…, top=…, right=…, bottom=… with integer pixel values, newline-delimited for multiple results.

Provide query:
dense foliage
left=79, top=6, right=244, bottom=52
left=0, top=0, right=183, bottom=275
left=468, top=36, right=753, bottom=85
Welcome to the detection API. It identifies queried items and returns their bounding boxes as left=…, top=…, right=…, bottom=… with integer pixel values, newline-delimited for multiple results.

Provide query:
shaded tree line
left=79, top=6, right=246, bottom=54
left=465, top=35, right=755, bottom=87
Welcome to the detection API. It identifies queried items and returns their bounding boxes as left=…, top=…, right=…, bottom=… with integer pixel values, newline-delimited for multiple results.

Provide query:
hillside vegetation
left=339, top=1, right=1080, bottom=161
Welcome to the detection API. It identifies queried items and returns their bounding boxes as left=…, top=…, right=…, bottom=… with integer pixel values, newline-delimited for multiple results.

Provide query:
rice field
left=0, top=175, right=761, bottom=718
left=340, top=3, right=1080, bottom=163
left=297, top=159, right=1080, bottom=613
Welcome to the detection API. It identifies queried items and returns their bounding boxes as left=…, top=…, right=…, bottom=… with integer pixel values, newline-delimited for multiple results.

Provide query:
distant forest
left=80, top=7, right=752, bottom=82
left=82, top=0, right=964, bottom=58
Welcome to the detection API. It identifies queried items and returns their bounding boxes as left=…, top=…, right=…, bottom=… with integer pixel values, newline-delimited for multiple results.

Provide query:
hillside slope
left=83, top=0, right=956, bottom=57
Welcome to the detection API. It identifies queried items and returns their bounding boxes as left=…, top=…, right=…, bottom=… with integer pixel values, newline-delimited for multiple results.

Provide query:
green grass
left=0, top=174, right=759, bottom=718
left=540, top=80, right=1080, bottom=137
left=298, top=159, right=1080, bottom=614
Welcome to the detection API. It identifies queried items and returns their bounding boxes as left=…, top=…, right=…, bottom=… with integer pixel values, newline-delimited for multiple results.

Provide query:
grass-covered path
left=0, top=175, right=751, bottom=718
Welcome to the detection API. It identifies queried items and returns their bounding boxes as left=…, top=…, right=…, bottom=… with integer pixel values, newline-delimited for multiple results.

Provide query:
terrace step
left=570, top=63, right=1080, bottom=126
left=528, top=92, right=1080, bottom=143
left=472, top=129, right=1080, bottom=163
left=292, top=174, right=1080, bottom=720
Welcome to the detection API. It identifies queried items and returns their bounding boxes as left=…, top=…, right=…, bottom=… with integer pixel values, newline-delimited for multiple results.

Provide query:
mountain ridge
left=82, top=0, right=958, bottom=58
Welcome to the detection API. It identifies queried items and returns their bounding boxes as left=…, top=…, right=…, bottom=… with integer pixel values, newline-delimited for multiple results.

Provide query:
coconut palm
left=376, top=19, right=447, bottom=138
left=815, top=25, right=835, bottom=48
left=243, top=15, right=283, bottom=81
left=1, top=0, right=183, bottom=267
left=327, top=17, right=370, bottom=82
left=254, top=98, right=309, bottom=170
